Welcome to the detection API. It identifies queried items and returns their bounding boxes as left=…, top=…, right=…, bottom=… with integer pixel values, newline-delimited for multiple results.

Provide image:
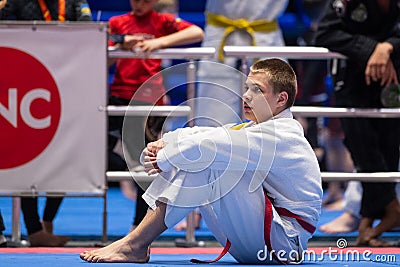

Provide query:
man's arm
left=316, top=1, right=400, bottom=86
left=155, top=124, right=276, bottom=173
left=140, top=126, right=220, bottom=174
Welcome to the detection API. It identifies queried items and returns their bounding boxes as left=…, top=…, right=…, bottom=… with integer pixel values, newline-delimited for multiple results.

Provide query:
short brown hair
left=250, top=58, right=297, bottom=108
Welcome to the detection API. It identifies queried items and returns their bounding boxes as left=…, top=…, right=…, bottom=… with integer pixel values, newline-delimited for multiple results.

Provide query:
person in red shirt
left=107, top=0, right=204, bottom=230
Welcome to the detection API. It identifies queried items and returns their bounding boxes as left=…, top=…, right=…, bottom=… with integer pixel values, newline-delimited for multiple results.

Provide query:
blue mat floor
left=1, top=252, right=399, bottom=266
left=0, top=186, right=212, bottom=240
left=1, top=188, right=400, bottom=266
left=1, top=187, right=399, bottom=243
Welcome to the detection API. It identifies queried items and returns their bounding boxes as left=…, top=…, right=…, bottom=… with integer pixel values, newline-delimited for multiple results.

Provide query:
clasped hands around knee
left=143, top=140, right=167, bottom=175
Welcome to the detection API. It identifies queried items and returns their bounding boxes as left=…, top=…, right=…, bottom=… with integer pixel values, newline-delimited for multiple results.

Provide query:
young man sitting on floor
left=80, top=58, right=322, bottom=264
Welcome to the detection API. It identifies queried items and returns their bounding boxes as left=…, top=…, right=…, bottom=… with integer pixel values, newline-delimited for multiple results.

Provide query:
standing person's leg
left=21, top=197, right=42, bottom=235
left=359, top=118, right=400, bottom=242
left=132, top=185, right=147, bottom=227
left=21, top=197, right=69, bottom=247
left=0, top=210, right=6, bottom=246
left=132, top=116, right=166, bottom=228
left=123, top=101, right=153, bottom=228
left=42, top=197, right=63, bottom=234
left=0, top=210, right=5, bottom=233
left=125, top=116, right=148, bottom=229
left=108, top=96, right=127, bottom=171
left=108, top=97, right=141, bottom=229
left=340, top=118, right=399, bottom=245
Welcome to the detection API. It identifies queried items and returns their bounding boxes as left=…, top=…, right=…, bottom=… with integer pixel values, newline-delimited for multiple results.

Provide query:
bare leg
left=42, top=221, right=53, bottom=234
left=319, top=211, right=360, bottom=233
left=80, top=202, right=167, bottom=263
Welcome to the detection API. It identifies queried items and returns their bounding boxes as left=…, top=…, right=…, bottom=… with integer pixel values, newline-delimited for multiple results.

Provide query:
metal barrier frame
left=7, top=45, right=400, bottom=247
left=107, top=46, right=400, bottom=246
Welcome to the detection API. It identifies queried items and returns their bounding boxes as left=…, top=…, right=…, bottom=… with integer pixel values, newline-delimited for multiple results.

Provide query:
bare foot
left=29, top=230, right=69, bottom=247
left=174, top=213, right=201, bottom=231
left=324, top=199, right=344, bottom=211
left=120, top=180, right=137, bottom=201
left=319, top=212, right=360, bottom=233
left=356, top=232, right=394, bottom=247
left=368, top=199, right=400, bottom=238
left=80, top=235, right=150, bottom=263
left=174, top=220, right=188, bottom=231
left=365, top=238, right=393, bottom=247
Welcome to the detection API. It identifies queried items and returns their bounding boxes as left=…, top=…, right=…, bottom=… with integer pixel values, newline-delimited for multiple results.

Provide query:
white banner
left=0, top=22, right=107, bottom=194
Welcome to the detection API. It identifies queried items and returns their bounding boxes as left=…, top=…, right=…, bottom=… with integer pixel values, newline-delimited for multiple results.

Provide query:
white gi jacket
left=143, top=109, right=322, bottom=264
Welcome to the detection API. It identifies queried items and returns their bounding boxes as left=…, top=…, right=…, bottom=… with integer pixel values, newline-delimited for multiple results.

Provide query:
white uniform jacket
left=143, top=109, right=322, bottom=264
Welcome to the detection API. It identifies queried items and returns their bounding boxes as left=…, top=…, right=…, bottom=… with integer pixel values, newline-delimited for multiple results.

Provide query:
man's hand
left=146, top=139, right=167, bottom=156
left=143, top=154, right=161, bottom=175
left=143, top=140, right=167, bottom=175
left=365, top=42, right=393, bottom=85
left=380, top=59, right=399, bottom=88
left=0, top=0, right=7, bottom=9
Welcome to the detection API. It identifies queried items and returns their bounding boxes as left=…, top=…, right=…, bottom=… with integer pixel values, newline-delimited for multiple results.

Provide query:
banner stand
left=0, top=22, right=108, bottom=246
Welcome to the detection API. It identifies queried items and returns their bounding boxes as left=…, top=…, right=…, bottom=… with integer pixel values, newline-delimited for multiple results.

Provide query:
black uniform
left=0, top=0, right=92, bottom=21
left=316, top=0, right=400, bottom=218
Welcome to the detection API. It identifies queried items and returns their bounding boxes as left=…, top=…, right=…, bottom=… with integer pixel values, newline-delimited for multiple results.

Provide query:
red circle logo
left=0, top=47, right=61, bottom=169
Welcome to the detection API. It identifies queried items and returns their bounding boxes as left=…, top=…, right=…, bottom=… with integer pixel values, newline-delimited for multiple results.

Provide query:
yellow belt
left=206, top=12, right=279, bottom=61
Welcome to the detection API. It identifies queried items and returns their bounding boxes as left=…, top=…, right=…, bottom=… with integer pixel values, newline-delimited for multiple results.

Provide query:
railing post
left=10, top=197, right=22, bottom=247
left=101, top=187, right=108, bottom=244
left=186, top=59, right=196, bottom=125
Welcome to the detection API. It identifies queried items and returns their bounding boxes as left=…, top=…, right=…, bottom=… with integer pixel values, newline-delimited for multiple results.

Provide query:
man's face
left=242, top=72, right=279, bottom=123
left=130, top=0, right=158, bottom=16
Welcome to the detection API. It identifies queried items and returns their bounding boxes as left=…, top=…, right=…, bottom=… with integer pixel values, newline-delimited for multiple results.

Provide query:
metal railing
left=108, top=46, right=400, bottom=245
left=8, top=45, right=400, bottom=247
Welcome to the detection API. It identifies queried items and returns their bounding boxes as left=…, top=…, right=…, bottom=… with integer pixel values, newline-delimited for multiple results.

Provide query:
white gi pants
left=143, top=168, right=311, bottom=264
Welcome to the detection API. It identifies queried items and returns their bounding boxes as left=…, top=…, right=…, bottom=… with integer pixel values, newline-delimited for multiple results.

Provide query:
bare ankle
left=42, top=221, right=53, bottom=234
